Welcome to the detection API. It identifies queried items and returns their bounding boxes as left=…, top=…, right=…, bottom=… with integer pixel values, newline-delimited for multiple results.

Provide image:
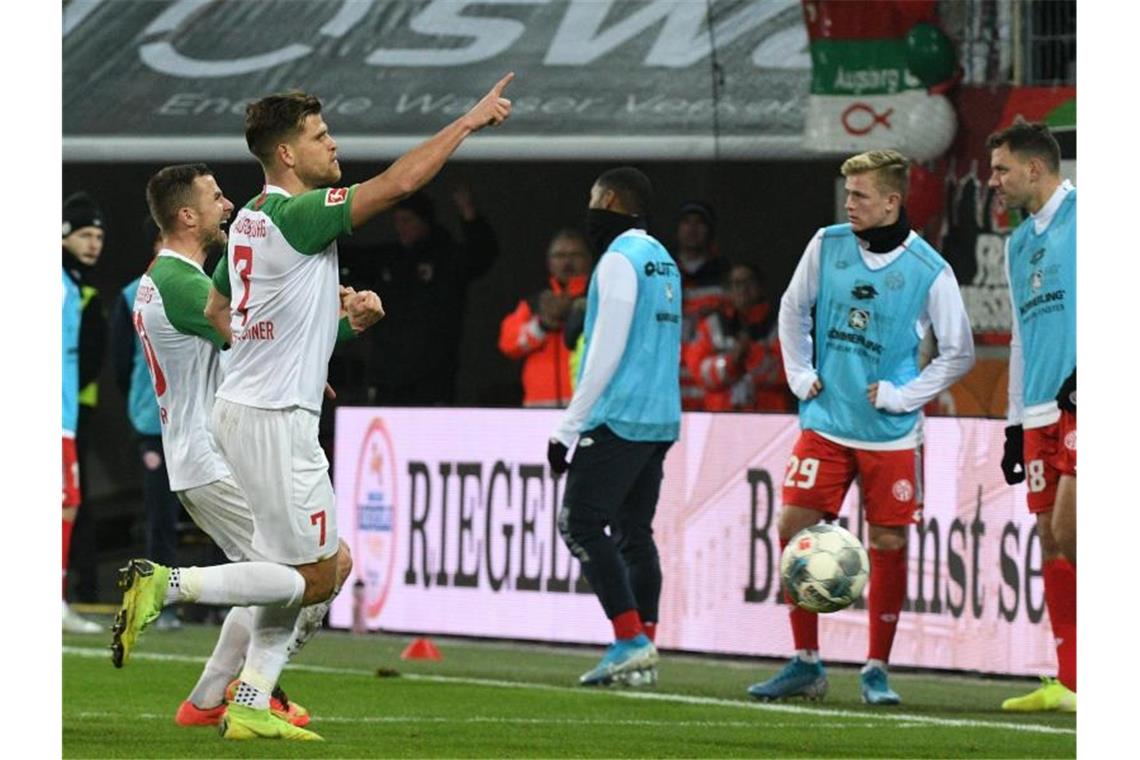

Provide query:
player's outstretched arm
left=204, top=285, right=233, bottom=346
left=349, top=73, right=514, bottom=231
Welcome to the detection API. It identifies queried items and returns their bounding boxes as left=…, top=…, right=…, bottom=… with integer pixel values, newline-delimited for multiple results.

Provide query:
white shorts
left=176, top=476, right=269, bottom=563
left=211, top=398, right=339, bottom=565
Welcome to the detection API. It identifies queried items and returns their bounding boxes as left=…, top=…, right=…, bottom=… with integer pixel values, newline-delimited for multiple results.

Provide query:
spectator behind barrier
left=684, top=263, right=794, bottom=412
left=339, top=187, right=499, bottom=406
left=672, top=200, right=729, bottom=411
left=498, top=229, right=592, bottom=407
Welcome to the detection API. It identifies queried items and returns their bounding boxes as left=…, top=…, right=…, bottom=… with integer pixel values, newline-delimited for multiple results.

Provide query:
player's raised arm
left=348, top=73, right=514, bottom=230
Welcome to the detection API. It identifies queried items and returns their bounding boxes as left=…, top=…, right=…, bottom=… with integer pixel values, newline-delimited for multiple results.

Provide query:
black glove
left=1001, top=425, right=1025, bottom=485
left=547, top=439, right=569, bottom=474
left=1056, top=369, right=1076, bottom=413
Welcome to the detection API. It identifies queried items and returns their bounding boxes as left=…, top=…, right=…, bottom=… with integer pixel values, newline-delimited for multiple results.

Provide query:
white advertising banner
left=330, top=409, right=1057, bottom=676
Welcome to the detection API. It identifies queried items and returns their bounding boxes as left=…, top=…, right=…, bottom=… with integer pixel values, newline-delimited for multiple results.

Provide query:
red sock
left=867, top=546, right=908, bottom=662
left=62, top=518, right=74, bottom=598
left=643, top=621, right=657, bottom=643
left=612, top=609, right=644, bottom=640
left=1043, top=557, right=1077, bottom=692
left=781, top=538, right=819, bottom=651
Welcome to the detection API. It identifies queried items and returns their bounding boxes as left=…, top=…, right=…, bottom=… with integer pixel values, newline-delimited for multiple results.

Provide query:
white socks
left=796, top=649, right=821, bottom=664
left=235, top=605, right=301, bottom=710
left=286, top=600, right=331, bottom=660
left=165, top=563, right=306, bottom=608
left=863, top=659, right=888, bottom=673
left=187, top=606, right=254, bottom=708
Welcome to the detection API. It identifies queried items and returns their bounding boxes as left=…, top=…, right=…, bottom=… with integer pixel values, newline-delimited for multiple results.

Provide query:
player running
left=749, top=150, right=974, bottom=705
left=988, top=119, right=1076, bottom=712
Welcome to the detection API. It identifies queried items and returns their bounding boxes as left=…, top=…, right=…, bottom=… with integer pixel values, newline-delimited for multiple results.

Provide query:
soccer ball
left=780, top=524, right=870, bottom=613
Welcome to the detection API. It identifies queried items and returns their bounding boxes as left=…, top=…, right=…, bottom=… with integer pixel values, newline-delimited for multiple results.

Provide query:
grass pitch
left=64, top=621, right=1074, bottom=758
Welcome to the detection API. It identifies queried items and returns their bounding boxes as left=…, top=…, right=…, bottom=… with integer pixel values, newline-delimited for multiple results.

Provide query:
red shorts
left=781, top=430, right=922, bottom=527
left=62, top=436, right=80, bottom=509
left=1023, top=410, right=1077, bottom=513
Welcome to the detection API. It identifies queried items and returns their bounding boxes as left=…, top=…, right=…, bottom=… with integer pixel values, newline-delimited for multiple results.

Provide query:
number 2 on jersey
left=784, top=456, right=820, bottom=490
left=234, top=244, right=253, bottom=326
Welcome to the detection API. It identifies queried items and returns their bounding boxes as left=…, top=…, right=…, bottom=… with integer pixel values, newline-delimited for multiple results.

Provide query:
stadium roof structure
left=63, top=0, right=813, bottom=161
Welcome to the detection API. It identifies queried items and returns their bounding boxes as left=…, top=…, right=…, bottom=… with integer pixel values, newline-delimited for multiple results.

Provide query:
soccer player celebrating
left=749, top=150, right=974, bottom=705
left=191, top=78, right=513, bottom=738
left=120, top=163, right=380, bottom=738
left=548, top=167, right=681, bottom=687
left=987, top=119, right=1076, bottom=712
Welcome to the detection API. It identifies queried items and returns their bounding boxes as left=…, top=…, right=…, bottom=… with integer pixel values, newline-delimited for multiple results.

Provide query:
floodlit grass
left=64, top=622, right=1074, bottom=758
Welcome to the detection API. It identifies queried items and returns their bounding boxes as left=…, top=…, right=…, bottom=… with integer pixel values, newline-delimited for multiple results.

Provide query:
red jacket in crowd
left=684, top=301, right=795, bottom=413
left=679, top=256, right=730, bottom=411
left=498, top=276, right=588, bottom=407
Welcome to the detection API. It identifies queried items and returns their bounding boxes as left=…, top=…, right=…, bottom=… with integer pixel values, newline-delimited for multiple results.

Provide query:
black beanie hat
left=62, top=192, right=104, bottom=237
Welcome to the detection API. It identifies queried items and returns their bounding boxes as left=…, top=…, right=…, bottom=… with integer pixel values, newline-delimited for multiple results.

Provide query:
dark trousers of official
left=558, top=425, right=672, bottom=625
left=69, top=407, right=98, bottom=601
left=139, top=435, right=183, bottom=567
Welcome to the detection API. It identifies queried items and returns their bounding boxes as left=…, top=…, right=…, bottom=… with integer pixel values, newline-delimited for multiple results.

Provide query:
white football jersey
left=214, top=184, right=356, bottom=412
left=133, top=251, right=230, bottom=491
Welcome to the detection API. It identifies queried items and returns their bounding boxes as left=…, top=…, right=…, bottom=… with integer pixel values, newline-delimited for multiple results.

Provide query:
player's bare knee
left=868, top=526, right=907, bottom=552
left=297, top=556, right=338, bottom=605
left=336, top=540, right=353, bottom=587
left=778, top=507, right=822, bottom=542
left=1035, top=511, right=1062, bottom=561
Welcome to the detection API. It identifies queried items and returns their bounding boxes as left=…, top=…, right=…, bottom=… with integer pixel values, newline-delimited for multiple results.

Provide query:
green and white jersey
left=214, top=183, right=356, bottom=413
left=133, top=251, right=231, bottom=491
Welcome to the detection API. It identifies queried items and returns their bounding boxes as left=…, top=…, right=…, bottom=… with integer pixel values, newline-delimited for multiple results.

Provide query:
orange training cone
left=400, top=637, right=443, bottom=661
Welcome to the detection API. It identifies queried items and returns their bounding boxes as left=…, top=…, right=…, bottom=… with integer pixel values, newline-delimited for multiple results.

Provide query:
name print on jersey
left=231, top=217, right=267, bottom=238
left=235, top=320, right=276, bottom=342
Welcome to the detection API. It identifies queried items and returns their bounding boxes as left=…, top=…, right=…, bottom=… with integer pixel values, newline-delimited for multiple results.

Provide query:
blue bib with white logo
left=123, top=278, right=162, bottom=435
left=581, top=230, right=682, bottom=441
left=1008, top=190, right=1076, bottom=407
left=799, top=224, right=945, bottom=442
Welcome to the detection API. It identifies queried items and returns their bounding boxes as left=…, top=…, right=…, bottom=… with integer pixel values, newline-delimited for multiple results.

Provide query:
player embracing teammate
left=113, top=75, right=515, bottom=741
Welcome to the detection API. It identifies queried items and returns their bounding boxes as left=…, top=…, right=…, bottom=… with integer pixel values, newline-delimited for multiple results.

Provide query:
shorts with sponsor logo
left=176, top=476, right=271, bottom=563
left=781, top=430, right=922, bottom=527
left=1023, top=411, right=1076, bottom=511
left=211, top=398, right=338, bottom=565
left=62, top=436, right=79, bottom=509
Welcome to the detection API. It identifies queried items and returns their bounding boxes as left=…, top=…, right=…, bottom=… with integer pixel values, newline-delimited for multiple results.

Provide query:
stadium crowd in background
left=673, top=200, right=730, bottom=412
left=338, top=187, right=499, bottom=407
left=684, top=262, right=794, bottom=412
left=498, top=228, right=592, bottom=407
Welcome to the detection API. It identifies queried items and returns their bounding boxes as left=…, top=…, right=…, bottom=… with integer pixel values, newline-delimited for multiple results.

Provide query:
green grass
left=64, top=622, right=1074, bottom=758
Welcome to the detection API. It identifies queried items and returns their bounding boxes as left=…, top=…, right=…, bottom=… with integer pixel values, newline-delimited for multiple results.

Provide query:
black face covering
left=585, top=208, right=642, bottom=256
left=62, top=246, right=93, bottom=283
left=854, top=206, right=911, bottom=253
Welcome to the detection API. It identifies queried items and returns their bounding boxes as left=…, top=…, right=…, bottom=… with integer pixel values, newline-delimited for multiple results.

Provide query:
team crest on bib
left=325, top=187, right=349, bottom=206
left=892, top=479, right=914, bottom=502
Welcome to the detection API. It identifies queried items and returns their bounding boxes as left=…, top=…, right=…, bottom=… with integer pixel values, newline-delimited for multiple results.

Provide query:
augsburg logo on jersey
left=325, top=187, right=349, bottom=206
